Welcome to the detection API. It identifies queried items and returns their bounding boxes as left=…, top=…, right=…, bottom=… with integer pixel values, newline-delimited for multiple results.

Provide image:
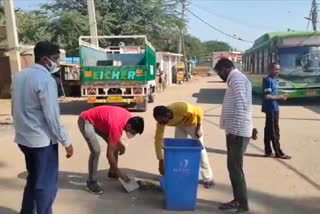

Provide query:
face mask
left=126, top=131, right=135, bottom=139
left=46, top=58, right=59, bottom=73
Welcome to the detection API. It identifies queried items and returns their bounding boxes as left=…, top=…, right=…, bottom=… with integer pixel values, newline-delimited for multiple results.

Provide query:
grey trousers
left=78, top=117, right=118, bottom=182
left=226, top=135, right=250, bottom=211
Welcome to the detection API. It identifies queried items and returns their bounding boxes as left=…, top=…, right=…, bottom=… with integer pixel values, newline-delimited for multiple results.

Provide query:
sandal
left=275, top=154, right=291, bottom=159
left=264, top=153, right=274, bottom=157
left=219, top=200, right=239, bottom=210
left=107, top=171, right=119, bottom=179
left=203, top=180, right=215, bottom=189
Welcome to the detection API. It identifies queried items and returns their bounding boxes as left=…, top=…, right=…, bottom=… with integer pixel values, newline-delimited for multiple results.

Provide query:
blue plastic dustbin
left=160, top=138, right=203, bottom=211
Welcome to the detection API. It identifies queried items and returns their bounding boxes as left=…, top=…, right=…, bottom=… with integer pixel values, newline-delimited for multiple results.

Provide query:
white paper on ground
left=119, top=175, right=140, bottom=193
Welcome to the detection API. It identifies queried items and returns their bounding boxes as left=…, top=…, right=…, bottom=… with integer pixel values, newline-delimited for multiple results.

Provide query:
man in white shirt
left=214, top=58, right=257, bottom=214
left=11, top=41, right=73, bottom=214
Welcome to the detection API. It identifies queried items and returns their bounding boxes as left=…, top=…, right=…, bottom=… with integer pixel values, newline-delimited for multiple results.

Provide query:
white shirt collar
left=31, top=63, right=49, bottom=73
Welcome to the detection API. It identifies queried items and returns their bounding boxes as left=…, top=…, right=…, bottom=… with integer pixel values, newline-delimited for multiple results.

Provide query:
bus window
left=264, top=48, right=269, bottom=73
left=261, top=50, right=264, bottom=73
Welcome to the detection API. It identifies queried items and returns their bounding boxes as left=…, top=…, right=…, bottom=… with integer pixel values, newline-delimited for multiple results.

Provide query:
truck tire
left=148, top=86, right=155, bottom=103
left=148, top=93, right=155, bottom=103
left=137, top=100, right=147, bottom=112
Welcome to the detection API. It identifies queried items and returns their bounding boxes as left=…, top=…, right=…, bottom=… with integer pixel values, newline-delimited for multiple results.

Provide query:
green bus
left=243, top=32, right=320, bottom=98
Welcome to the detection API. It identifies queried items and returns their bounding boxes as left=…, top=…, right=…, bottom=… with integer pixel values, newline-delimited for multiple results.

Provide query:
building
left=212, top=49, right=243, bottom=68
left=156, top=52, right=183, bottom=86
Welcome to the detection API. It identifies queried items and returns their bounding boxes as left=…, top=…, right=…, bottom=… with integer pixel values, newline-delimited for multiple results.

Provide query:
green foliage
left=204, top=40, right=231, bottom=53
left=40, top=0, right=185, bottom=55
left=0, top=0, right=231, bottom=57
left=49, top=10, right=90, bottom=55
left=184, top=36, right=231, bottom=57
left=185, top=35, right=206, bottom=57
left=16, top=11, right=52, bottom=45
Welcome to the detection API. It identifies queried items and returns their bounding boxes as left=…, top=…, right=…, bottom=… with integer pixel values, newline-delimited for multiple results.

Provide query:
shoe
left=86, top=181, right=103, bottom=195
left=203, top=180, right=215, bottom=189
left=264, top=153, right=274, bottom=157
left=219, top=200, right=239, bottom=210
left=275, top=154, right=291, bottom=159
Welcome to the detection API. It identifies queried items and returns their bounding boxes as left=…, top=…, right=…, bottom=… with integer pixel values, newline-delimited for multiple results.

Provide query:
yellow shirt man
left=153, top=102, right=214, bottom=188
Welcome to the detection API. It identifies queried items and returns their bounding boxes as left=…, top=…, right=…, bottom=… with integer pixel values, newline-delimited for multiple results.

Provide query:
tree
left=184, top=35, right=206, bottom=57
left=0, top=2, right=4, bottom=24
left=49, top=10, right=90, bottom=56
left=204, top=40, right=231, bottom=53
left=16, top=11, right=52, bottom=45
left=0, top=0, right=232, bottom=57
left=41, top=0, right=185, bottom=55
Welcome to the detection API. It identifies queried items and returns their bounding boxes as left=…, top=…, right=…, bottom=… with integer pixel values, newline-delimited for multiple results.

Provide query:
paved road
left=0, top=76, right=319, bottom=214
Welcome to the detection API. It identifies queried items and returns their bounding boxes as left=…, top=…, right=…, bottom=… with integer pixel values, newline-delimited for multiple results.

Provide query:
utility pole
left=178, top=0, right=185, bottom=57
left=178, top=0, right=189, bottom=81
left=4, top=0, right=21, bottom=76
left=306, top=0, right=318, bottom=31
left=311, top=0, right=318, bottom=31
left=87, top=0, right=99, bottom=46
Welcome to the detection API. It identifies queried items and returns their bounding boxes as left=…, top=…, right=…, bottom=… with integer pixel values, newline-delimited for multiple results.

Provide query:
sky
left=12, top=0, right=315, bottom=51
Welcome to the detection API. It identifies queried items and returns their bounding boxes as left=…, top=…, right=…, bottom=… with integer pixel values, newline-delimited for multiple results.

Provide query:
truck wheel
left=137, top=100, right=147, bottom=112
left=148, top=87, right=155, bottom=103
left=148, top=93, right=155, bottom=103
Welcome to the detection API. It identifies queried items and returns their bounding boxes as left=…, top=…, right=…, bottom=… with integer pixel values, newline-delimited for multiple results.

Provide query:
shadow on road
left=18, top=169, right=160, bottom=192
left=204, top=113, right=320, bottom=122
left=59, top=100, right=149, bottom=115
left=206, top=147, right=266, bottom=158
left=14, top=167, right=320, bottom=213
left=249, top=143, right=320, bottom=192
left=206, top=143, right=320, bottom=192
left=18, top=168, right=165, bottom=211
left=202, top=184, right=320, bottom=214
left=59, top=100, right=92, bottom=115
left=0, top=207, right=19, bottom=214
left=192, top=87, right=320, bottom=115
left=207, top=80, right=224, bottom=84
left=192, top=88, right=225, bottom=104
left=0, top=161, right=6, bottom=168
left=192, top=88, right=262, bottom=105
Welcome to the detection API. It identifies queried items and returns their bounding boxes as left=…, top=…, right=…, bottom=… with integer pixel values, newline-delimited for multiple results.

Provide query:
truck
left=79, top=35, right=156, bottom=111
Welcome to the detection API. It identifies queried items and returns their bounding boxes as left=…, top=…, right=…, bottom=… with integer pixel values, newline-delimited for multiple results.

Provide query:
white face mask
left=126, top=131, right=135, bottom=139
left=46, top=58, right=59, bottom=73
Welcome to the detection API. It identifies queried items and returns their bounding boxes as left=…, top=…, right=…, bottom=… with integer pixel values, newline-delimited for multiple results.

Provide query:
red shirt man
left=78, top=106, right=144, bottom=194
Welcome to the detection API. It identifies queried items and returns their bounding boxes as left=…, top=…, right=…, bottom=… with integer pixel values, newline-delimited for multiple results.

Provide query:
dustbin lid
left=163, top=138, right=203, bottom=151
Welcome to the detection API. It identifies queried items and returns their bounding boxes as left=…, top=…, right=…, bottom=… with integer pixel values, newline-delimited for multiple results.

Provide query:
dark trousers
left=19, top=143, right=59, bottom=214
left=226, top=136, right=250, bottom=211
left=264, top=111, right=284, bottom=156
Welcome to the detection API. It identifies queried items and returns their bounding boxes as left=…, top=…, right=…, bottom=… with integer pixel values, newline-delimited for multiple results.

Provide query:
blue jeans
left=19, top=143, right=59, bottom=214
